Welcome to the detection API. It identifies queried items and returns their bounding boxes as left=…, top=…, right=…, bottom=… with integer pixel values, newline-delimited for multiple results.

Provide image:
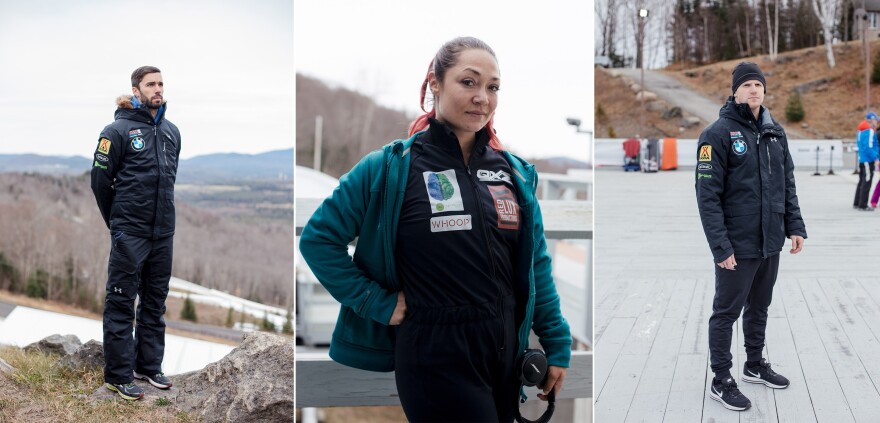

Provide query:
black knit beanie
left=731, top=62, right=766, bottom=94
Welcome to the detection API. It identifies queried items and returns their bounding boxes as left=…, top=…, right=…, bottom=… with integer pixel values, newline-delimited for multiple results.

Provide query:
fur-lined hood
left=115, top=94, right=167, bottom=109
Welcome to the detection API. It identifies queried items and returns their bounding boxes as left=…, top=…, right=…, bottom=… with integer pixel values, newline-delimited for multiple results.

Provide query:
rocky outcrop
left=59, top=340, right=104, bottom=371
left=0, top=357, right=15, bottom=374
left=171, top=332, right=294, bottom=422
left=23, top=334, right=82, bottom=356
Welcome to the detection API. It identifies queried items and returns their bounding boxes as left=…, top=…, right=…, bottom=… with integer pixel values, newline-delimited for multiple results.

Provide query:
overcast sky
left=0, top=0, right=293, bottom=159
left=294, top=0, right=594, bottom=163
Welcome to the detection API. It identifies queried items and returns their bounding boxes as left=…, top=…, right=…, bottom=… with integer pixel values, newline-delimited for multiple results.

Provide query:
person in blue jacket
left=854, top=116, right=878, bottom=210
left=299, top=36, right=571, bottom=422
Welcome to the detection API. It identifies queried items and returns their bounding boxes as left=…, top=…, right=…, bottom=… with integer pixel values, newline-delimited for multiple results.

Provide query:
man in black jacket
left=695, top=62, right=807, bottom=412
left=90, top=66, right=181, bottom=401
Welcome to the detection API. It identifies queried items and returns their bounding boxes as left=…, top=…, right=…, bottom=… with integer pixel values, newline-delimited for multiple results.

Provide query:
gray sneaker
left=105, top=382, right=144, bottom=401
left=134, top=371, right=172, bottom=389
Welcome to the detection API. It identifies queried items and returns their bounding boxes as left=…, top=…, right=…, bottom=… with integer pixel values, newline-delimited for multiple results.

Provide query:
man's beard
left=137, top=93, right=163, bottom=109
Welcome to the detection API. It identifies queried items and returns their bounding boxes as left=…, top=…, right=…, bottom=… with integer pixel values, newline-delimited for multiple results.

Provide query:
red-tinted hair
left=408, top=37, right=503, bottom=151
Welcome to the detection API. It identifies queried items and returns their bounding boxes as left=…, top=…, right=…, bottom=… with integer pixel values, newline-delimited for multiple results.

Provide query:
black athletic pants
left=855, top=161, right=875, bottom=208
left=103, top=231, right=173, bottom=384
left=708, top=254, right=780, bottom=376
left=394, top=295, right=518, bottom=423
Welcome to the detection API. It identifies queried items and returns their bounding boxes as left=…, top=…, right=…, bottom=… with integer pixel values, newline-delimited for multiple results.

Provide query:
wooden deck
left=594, top=167, right=880, bottom=422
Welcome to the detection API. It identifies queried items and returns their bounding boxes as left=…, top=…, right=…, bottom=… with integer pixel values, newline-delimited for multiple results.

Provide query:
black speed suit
left=90, top=95, right=180, bottom=384
left=395, top=119, right=520, bottom=422
left=695, top=98, right=806, bottom=375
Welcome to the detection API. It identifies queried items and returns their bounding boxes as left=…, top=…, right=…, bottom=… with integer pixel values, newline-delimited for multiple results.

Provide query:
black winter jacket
left=90, top=95, right=181, bottom=240
left=696, top=97, right=807, bottom=262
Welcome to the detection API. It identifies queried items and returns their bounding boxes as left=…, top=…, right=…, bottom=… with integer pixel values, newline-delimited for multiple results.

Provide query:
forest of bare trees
left=296, top=74, right=413, bottom=178
left=0, top=173, right=292, bottom=311
left=596, top=0, right=860, bottom=69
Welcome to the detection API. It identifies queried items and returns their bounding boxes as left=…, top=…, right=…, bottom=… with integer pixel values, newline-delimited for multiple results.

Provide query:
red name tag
left=488, top=185, right=520, bottom=230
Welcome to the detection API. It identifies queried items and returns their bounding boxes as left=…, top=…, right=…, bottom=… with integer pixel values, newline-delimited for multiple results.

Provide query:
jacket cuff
left=543, top=342, right=572, bottom=368
left=362, top=286, right=397, bottom=325
left=711, top=240, right=734, bottom=263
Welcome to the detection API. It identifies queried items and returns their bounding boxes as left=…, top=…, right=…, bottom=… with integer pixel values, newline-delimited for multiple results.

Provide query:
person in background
left=855, top=115, right=878, bottom=211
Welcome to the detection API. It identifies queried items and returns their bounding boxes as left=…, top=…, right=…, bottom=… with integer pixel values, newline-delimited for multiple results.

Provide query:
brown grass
left=0, top=347, right=196, bottom=422
left=665, top=40, right=880, bottom=139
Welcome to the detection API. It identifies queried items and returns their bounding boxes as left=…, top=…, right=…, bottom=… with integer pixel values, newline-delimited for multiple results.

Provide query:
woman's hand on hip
left=388, top=291, right=407, bottom=325
left=537, top=366, right=567, bottom=401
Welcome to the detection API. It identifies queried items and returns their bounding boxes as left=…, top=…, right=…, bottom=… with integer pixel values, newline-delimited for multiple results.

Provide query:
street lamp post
left=639, top=8, right=649, bottom=139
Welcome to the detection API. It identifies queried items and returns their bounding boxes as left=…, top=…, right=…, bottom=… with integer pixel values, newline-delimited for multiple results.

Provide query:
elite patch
left=98, top=138, right=111, bottom=154
left=488, top=185, right=520, bottom=230
left=423, top=170, right=464, bottom=213
left=430, top=214, right=472, bottom=232
left=131, top=137, right=145, bottom=151
left=93, top=160, right=107, bottom=170
left=699, top=145, right=712, bottom=162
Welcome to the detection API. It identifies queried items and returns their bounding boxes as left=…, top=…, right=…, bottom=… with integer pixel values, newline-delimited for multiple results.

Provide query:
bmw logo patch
left=131, top=137, right=145, bottom=151
left=733, top=139, right=747, bottom=155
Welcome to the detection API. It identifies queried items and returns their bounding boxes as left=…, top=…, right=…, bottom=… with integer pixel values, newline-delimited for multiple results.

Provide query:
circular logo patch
left=733, top=139, right=747, bottom=155
left=131, top=137, right=145, bottom=151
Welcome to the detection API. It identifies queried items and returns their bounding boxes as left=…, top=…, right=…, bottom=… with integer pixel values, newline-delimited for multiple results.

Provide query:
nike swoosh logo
left=747, top=369, right=761, bottom=378
left=713, top=386, right=723, bottom=398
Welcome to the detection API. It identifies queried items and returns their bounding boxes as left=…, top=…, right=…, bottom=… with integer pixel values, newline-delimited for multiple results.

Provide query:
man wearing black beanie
left=695, top=62, right=807, bottom=412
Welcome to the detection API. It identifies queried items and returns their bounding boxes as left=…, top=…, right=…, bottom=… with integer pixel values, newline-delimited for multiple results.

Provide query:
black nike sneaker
left=742, top=358, right=789, bottom=389
left=134, top=371, right=173, bottom=389
left=709, top=376, right=751, bottom=411
left=105, top=382, right=145, bottom=401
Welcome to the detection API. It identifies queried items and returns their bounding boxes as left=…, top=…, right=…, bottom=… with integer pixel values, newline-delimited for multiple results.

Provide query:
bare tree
left=812, top=0, right=840, bottom=67
left=765, top=0, right=780, bottom=60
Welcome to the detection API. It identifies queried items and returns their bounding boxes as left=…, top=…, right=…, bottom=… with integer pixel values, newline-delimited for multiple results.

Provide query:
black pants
left=394, top=296, right=518, bottom=423
left=103, top=231, right=173, bottom=384
left=708, top=255, right=780, bottom=375
left=854, top=162, right=875, bottom=208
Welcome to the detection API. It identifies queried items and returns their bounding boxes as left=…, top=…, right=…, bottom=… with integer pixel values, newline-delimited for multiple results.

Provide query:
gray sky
left=0, top=0, right=293, bottom=159
left=294, top=0, right=594, bottom=163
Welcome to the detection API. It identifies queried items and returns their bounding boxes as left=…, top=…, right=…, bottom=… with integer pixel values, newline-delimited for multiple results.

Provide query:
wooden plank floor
left=595, top=167, right=880, bottom=422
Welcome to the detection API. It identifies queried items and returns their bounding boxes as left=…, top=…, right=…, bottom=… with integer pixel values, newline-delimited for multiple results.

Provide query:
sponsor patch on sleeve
left=698, top=163, right=712, bottom=170
left=97, top=138, right=111, bottom=155
left=488, top=185, right=520, bottom=230
left=699, top=145, right=712, bottom=162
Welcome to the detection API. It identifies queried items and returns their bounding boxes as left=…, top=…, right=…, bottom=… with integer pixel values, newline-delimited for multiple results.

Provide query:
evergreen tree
left=282, top=307, right=293, bottom=335
left=261, top=310, right=276, bottom=332
left=180, top=295, right=198, bottom=322
left=785, top=91, right=805, bottom=122
left=25, top=269, right=49, bottom=299
left=226, top=306, right=235, bottom=328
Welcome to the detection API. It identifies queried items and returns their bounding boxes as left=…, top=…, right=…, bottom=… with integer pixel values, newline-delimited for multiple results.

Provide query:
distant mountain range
left=0, top=149, right=293, bottom=183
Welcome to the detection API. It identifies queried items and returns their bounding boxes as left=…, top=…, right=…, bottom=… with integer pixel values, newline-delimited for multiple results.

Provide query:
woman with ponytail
left=300, top=36, right=571, bottom=422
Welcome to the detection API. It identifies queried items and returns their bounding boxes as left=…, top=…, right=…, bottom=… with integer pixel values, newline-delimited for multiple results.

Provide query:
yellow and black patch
left=98, top=138, right=111, bottom=155
left=699, top=145, right=712, bottom=162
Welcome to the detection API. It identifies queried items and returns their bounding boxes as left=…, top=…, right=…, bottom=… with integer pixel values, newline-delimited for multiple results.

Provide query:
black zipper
left=464, top=161, right=505, bottom=353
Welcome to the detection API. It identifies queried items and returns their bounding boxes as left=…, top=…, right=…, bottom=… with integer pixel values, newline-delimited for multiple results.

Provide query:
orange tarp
left=661, top=138, right=678, bottom=170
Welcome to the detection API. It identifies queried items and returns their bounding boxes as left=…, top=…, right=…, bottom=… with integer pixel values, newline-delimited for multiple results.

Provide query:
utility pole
left=313, top=115, right=323, bottom=172
left=639, top=8, right=649, bottom=138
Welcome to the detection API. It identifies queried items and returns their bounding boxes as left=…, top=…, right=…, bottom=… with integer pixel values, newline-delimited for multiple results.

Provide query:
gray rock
left=23, top=334, right=82, bottom=356
left=635, top=91, right=658, bottom=102
left=681, top=116, right=702, bottom=129
left=629, top=83, right=642, bottom=93
left=646, top=101, right=667, bottom=113
left=60, top=340, right=104, bottom=371
left=0, top=357, right=15, bottom=374
left=172, top=332, right=294, bottom=422
left=663, top=107, right=683, bottom=120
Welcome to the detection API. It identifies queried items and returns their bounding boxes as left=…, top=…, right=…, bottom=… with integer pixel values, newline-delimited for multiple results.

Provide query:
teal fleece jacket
left=299, top=132, right=572, bottom=372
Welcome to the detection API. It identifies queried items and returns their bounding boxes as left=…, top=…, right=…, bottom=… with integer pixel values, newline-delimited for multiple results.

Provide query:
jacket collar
left=114, top=94, right=167, bottom=125
left=720, top=96, right=781, bottom=133
left=425, top=117, right=490, bottom=156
